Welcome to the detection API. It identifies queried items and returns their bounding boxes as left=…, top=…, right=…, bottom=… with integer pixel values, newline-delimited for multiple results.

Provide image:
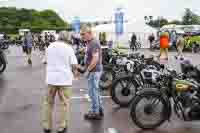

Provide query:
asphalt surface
left=0, top=46, right=200, bottom=133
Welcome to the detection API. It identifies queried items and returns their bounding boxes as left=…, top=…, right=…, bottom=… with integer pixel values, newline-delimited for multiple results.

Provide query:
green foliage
left=145, top=8, right=200, bottom=28
left=0, top=7, right=69, bottom=33
left=182, top=8, right=200, bottom=25
left=184, top=36, right=200, bottom=49
left=145, top=17, right=168, bottom=28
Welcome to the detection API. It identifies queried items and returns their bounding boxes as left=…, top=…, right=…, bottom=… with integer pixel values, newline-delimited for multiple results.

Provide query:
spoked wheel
left=111, top=76, right=138, bottom=107
left=99, top=71, right=113, bottom=90
left=130, top=93, right=168, bottom=130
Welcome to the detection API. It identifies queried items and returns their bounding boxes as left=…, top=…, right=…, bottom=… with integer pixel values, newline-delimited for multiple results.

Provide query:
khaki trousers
left=41, top=85, right=71, bottom=131
left=177, top=44, right=184, bottom=57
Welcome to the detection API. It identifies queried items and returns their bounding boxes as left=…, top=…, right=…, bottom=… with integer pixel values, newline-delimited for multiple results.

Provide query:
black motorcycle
left=110, top=55, right=162, bottom=107
left=99, top=49, right=142, bottom=90
left=99, top=49, right=128, bottom=90
left=130, top=65, right=200, bottom=130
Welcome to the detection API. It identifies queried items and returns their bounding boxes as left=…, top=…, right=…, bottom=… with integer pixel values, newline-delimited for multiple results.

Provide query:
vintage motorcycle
left=130, top=65, right=200, bottom=130
left=110, top=55, right=162, bottom=107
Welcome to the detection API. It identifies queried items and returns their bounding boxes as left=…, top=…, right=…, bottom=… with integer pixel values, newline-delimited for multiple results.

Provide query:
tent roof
left=93, top=20, right=157, bottom=33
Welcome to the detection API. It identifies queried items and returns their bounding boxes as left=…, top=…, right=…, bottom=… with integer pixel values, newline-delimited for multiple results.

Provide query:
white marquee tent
left=92, top=20, right=158, bottom=48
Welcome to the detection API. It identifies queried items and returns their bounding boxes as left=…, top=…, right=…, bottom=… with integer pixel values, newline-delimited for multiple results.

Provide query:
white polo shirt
left=46, top=41, right=78, bottom=86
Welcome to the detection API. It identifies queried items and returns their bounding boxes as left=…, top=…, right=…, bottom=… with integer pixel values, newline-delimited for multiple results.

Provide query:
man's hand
left=83, top=70, right=90, bottom=78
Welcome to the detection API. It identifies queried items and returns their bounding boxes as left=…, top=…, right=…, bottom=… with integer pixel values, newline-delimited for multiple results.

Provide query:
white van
left=19, top=29, right=30, bottom=36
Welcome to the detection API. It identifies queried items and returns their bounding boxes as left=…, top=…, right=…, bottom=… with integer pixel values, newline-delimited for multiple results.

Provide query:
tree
left=159, top=18, right=168, bottom=27
left=20, top=22, right=31, bottom=28
left=182, top=8, right=200, bottom=25
left=145, top=16, right=168, bottom=28
left=149, top=16, right=153, bottom=21
left=0, top=7, right=69, bottom=33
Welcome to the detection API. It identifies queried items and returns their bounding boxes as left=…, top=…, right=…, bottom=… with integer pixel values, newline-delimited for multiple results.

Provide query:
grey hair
left=58, top=31, right=71, bottom=44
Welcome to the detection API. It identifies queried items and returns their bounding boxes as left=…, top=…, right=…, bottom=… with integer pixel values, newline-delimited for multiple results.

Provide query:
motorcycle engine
left=140, top=65, right=161, bottom=85
left=126, top=60, right=135, bottom=72
left=175, top=79, right=200, bottom=121
left=116, top=57, right=128, bottom=65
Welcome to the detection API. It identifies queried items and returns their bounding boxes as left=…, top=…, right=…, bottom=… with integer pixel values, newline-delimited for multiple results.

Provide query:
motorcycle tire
left=130, top=92, right=169, bottom=130
left=110, top=76, right=138, bottom=107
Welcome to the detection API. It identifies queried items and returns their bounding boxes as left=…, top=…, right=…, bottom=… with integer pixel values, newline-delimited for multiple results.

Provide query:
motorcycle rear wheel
left=111, top=76, right=138, bottom=107
left=130, top=92, right=169, bottom=129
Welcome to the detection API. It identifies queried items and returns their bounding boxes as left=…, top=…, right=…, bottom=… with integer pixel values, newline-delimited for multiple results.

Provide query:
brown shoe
left=28, top=59, right=32, bottom=65
left=43, top=129, right=51, bottom=133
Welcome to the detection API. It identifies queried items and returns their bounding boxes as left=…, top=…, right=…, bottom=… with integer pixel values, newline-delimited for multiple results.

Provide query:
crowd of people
left=22, top=32, right=58, bottom=64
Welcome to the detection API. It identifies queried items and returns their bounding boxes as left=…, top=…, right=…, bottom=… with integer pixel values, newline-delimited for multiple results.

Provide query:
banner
left=73, top=17, right=80, bottom=33
left=115, top=8, right=124, bottom=36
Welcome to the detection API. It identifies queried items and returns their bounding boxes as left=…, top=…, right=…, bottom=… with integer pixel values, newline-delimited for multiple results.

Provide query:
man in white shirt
left=41, top=31, right=78, bottom=133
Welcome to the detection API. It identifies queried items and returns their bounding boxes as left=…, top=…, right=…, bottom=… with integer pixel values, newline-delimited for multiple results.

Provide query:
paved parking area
left=0, top=46, right=200, bottom=133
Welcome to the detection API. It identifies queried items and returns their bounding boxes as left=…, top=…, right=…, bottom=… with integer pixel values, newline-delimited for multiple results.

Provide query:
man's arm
left=71, top=64, right=79, bottom=76
left=69, top=47, right=79, bottom=75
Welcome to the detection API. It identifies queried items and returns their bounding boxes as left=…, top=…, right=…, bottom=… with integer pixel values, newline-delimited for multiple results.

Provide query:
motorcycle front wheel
left=111, top=76, right=138, bottom=107
left=130, top=92, right=169, bottom=130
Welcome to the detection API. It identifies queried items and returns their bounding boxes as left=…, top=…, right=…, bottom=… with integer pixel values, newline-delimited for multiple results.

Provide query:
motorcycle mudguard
left=136, top=89, right=172, bottom=121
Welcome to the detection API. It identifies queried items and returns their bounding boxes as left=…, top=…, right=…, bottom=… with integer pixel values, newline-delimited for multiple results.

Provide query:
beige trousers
left=41, top=85, right=71, bottom=131
left=177, top=44, right=184, bottom=57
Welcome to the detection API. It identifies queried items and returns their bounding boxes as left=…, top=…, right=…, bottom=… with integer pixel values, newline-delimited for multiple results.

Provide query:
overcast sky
left=0, top=0, right=199, bottom=22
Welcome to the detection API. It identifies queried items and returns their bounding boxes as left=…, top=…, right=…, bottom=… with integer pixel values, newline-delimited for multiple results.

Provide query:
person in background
left=42, top=33, right=50, bottom=64
left=148, top=33, right=155, bottom=49
left=23, top=31, right=33, bottom=65
left=49, top=33, right=55, bottom=43
left=171, top=30, right=177, bottom=48
left=41, top=31, right=78, bottom=133
left=78, top=24, right=104, bottom=120
left=175, top=34, right=185, bottom=60
left=130, top=32, right=137, bottom=51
